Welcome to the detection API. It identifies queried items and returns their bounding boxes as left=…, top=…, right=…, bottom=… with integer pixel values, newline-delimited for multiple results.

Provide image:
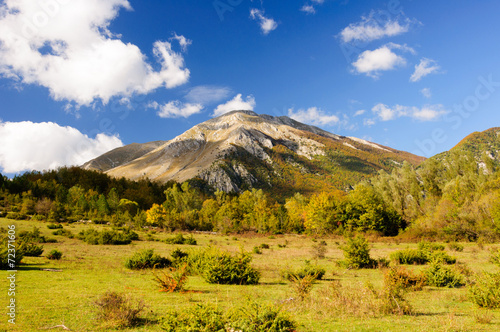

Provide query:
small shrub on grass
left=289, top=273, right=317, bottom=301
left=153, top=264, right=189, bottom=293
left=19, top=241, right=44, bottom=257
left=468, top=272, right=500, bottom=308
left=311, top=243, right=327, bottom=259
left=384, top=266, right=426, bottom=291
left=125, top=249, right=171, bottom=270
left=46, top=249, right=63, bottom=260
left=164, top=234, right=197, bottom=245
left=161, top=304, right=226, bottom=332
left=227, top=301, right=298, bottom=332
left=425, top=262, right=465, bottom=288
left=418, top=241, right=445, bottom=252
left=52, top=229, right=74, bottom=238
left=378, top=282, right=413, bottom=315
left=259, top=243, right=270, bottom=249
left=340, top=235, right=376, bottom=269
left=281, top=261, right=326, bottom=281
left=390, top=249, right=428, bottom=265
left=170, top=248, right=189, bottom=267
left=94, top=291, right=145, bottom=329
left=489, top=248, right=500, bottom=267
left=47, top=223, right=63, bottom=230
left=252, top=246, right=263, bottom=254
left=429, top=251, right=457, bottom=264
left=0, top=235, right=24, bottom=269
left=202, top=250, right=260, bottom=285
left=448, top=242, right=464, bottom=252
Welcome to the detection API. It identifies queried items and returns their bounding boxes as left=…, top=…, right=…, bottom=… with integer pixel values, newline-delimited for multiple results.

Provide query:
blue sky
left=1, top=0, right=500, bottom=175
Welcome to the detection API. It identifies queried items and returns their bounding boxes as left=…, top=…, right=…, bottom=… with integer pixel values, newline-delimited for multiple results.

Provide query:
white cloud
left=354, top=110, right=366, bottom=116
left=372, top=103, right=447, bottom=122
left=287, top=107, right=339, bottom=126
left=171, top=33, right=192, bottom=53
left=410, top=58, right=441, bottom=82
left=185, top=86, right=232, bottom=105
left=421, top=88, right=432, bottom=99
left=0, top=0, right=190, bottom=106
left=300, top=5, right=316, bottom=14
left=352, top=46, right=406, bottom=78
left=340, top=12, right=411, bottom=43
left=0, top=121, right=123, bottom=174
left=213, top=94, right=256, bottom=117
left=148, top=101, right=203, bottom=119
left=250, top=9, right=278, bottom=35
left=363, top=118, right=376, bottom=127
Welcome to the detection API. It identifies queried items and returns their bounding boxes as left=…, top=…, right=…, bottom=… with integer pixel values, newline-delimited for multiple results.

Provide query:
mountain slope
left=83, top=111, right=425, bottom=196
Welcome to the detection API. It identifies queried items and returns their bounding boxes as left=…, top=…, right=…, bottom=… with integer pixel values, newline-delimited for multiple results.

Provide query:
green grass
left=1, top=218, right=500, bottom=331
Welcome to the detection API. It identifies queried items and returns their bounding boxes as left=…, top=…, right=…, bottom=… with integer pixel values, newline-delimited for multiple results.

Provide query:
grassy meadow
left=1, top=218, right=500, bottom=332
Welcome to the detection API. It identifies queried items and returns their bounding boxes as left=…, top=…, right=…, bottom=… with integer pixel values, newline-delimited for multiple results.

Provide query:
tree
left=146, top=203, right=169, bottom=228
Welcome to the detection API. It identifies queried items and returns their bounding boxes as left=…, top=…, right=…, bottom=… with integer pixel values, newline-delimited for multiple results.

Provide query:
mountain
left=83, top=111, right=425, bottom=197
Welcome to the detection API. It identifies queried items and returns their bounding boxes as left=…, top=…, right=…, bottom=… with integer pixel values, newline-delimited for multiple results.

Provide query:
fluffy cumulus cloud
left=421, top=88, right=432, bottom=99
left=372, top=103, right=447, bottom=122
left=340, top=12, right=412, bottom=43
left=300, top=0, right=325, bottom=14
left=287, top=107, right=339, bottom=126
left=184, top=85, right=232, bottom=105
left=0, top=121, right=123, bottom=173
left=352, top=45, right=406, bottom=77
left=0, top=0, right=191, bottom=106
left=250, top=9, right=278, bottom=35
left=410, top=58, right=441, bottom=82
left=213, top=94, right=256, bottom=117
left=148, top=101, right=203, bottom=119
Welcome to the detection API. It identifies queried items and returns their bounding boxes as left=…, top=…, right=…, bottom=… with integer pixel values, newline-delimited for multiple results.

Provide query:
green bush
left=52, top=229, right=74, bottom=238
left=161, top=304, right=227, bottom=332
left=418, top=241, right=445, bottom=252
left=227, top=301, right=298, bottom=332
left=468, top=272, right=500, bottom=308
left=19, top=227, right=56, bottom=244
left=188, top=247, right=260, bottom=285
left=252, top=246, right=263, bottom=254
left=125, top=249, right=170, bottom=270
left=281, top=261, right=326, bottom=281
left=77, top=229, right=138, bottom=245
left=19, top=241, right=44, bottom=257
left=170, top=248, right=189, bottom=267
left=448, top=242, right=464, bottom=252
left=429, top=251, right=457, bottom=265
left=390, top=249, right=428, bottom=265
left=164, top=234, right=197, bottom=245
left=259, top=243, right=270, bottom=249
left=340, top=235, right=376, bottom=269
left=384, top=266, right=426, bottom=291
left=425, top=262, right=465, bottom=288
left=47, top=223, right=63, bottom=230
left=46, top=249, right=63, bottom=260
left=489, top=249, right=500, bottom=267
left=0, top=235, right=24, bottom=269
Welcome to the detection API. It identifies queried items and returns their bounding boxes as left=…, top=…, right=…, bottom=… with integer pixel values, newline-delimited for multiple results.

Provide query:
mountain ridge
left=83, top=110, right=425, bottom=196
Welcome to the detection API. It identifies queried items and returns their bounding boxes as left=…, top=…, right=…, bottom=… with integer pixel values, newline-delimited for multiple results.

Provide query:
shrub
left=289, top=273, right=317, bottom=301
left=47, top=223, right=63, bottom=230
left=94, top=291, right=145, bottom=328
left=153, top=264, right=189, bottom=292
left=259, top=243, right=270, bottom=249
left=448, top=242, right=464, bottom=252
left=425, top=262, right=465, bottom=288
left=125, top=249, right=170, bottom=270
left=311, top=243, right=327, bottom=259
left=469, top=272, right=500, bottom=308
left=340, top=235, right=376, bottom=269
left=19, top=227, right=56, bottom=244
left=189, top=247, right=260, bottom=285
left=252, top=246, right=263, bottom=254
left=384, top=266, right=426, bottom=291
left=171, top=248, right=189, bottom=267
left=429, top=251, right=457, bottom=265
left=489, top=249, right=500, bottom=267
left=281, top=261, right=326, bottom=281
left=418, top=241, right=445, bottom=252
left=46, top=249, right=63, bottom=260
left=0, top=235, right=24, bottom=269
left=390, top=249, right=428, bottom=265
left=164, top=234, right=197, bottom=245
left=19, top=241, right=44, bottom=257
left=77, top=229, right=138, bottom=245
left=161, top=304, right=226, bottom=332
left=52, top=229, right=74, bottom=238
left=227, top=301, right=298, bottom=332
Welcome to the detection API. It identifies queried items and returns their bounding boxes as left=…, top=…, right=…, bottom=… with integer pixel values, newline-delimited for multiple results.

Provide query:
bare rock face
left=82, top=110, right=425, bottom=193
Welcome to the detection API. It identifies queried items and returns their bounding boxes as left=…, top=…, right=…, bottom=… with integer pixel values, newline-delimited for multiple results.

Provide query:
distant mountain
left=83, top=111, right=425, bottom=196
left=452, top=127, right=500, bottom=159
